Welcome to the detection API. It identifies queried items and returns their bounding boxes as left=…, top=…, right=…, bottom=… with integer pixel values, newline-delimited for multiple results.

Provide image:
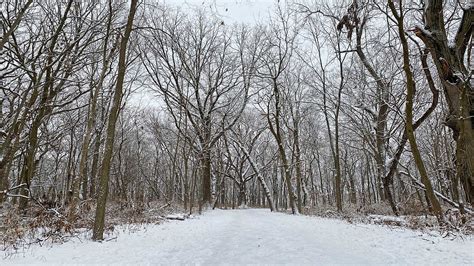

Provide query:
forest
left=0, top=0, right=472, bottom=261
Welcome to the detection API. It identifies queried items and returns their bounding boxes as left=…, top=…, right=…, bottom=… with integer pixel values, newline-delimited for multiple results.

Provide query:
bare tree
left=411, top=0, right=473, bottom=205
left=93, top=0, right=138, bottom=240
left=387, top=0, right=443, bottom=221
left=0, top=0, right=34, bottom=50
left=141, top=10, right=253, bottom=208
left=257, top=7, right=302, bottom=214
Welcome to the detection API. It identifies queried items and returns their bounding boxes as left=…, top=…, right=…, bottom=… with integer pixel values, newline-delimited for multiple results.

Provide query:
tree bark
left=293, top=117, right=303, bottom=213
left=92, top=0, right=137, bottom=241
left=412, top=1, right=473, bottom=205
left=200, top=148, right=212, bottom=208
left=388, top=0, right=444, bottom=222
left=268, top=78, right=298, bottom=214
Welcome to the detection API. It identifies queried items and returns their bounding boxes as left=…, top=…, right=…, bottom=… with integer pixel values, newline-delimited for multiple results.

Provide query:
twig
left=105, top=236, right=118, bottom=242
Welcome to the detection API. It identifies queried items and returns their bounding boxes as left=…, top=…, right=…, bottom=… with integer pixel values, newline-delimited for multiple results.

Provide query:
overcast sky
left=161, top=0, right=277, bottom=24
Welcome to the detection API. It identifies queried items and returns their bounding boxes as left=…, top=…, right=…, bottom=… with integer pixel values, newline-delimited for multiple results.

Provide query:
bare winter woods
left=0, top=0, right=472, bottom=241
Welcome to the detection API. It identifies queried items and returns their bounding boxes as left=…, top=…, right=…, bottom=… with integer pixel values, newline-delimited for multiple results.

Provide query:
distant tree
left=141, top=11, right=253, bottom=208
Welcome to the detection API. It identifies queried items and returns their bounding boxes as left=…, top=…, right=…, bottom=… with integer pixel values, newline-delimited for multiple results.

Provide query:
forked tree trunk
left=268, top=79, right=298, bottom=214
left=388, top=0, right=444, bottom=222
left=412, top=1, right=473, bottom=205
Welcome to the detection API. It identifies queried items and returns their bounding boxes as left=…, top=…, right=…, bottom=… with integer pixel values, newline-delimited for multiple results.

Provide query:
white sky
left=161, top=0, right=277, bottom=24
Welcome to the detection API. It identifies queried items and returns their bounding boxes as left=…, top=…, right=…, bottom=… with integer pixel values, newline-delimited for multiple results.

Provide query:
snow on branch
left=0, top=183, right=29, bottom=199
left=400, top=171, right=473, bottom=214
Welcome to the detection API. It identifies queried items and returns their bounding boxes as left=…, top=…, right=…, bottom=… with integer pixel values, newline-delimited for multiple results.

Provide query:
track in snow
left=3, top=209, right=473, bottom=264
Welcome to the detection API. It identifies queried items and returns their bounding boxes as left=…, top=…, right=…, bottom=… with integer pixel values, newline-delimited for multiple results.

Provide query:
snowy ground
left=2, top=209, right=473, bottom=264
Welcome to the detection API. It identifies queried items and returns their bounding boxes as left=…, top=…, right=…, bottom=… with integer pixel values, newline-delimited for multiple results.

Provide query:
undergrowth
left=304, top=202, right=473, bottom=237
left=0, top=200, right=184, bottom=254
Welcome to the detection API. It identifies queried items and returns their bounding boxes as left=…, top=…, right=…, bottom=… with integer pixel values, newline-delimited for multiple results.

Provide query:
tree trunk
left=388, top=1, right=444, bottom=222
left=293, top=119, right=304, bottom=214
left=92, top=0, right=137, bottom=241
left=235, top=140, right=275, bottom=212
left=238, top=182, right=246, bottom=207
left=89, top=134, right=101, bottom=198
left=200, top=148, right=212, bottom=208
left=412, top=1, right=473, bottom=205
left=268, top=78, right=298, bottom=214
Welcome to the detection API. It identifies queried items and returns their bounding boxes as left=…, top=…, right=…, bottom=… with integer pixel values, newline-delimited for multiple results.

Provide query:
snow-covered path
left=3, top=209, right=473, bottom=264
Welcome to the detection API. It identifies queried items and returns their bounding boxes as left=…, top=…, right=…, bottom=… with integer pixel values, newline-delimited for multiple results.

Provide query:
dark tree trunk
left=92, top=0, right=137, bottom=240
left=413, top=1, right=473, bottom=205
